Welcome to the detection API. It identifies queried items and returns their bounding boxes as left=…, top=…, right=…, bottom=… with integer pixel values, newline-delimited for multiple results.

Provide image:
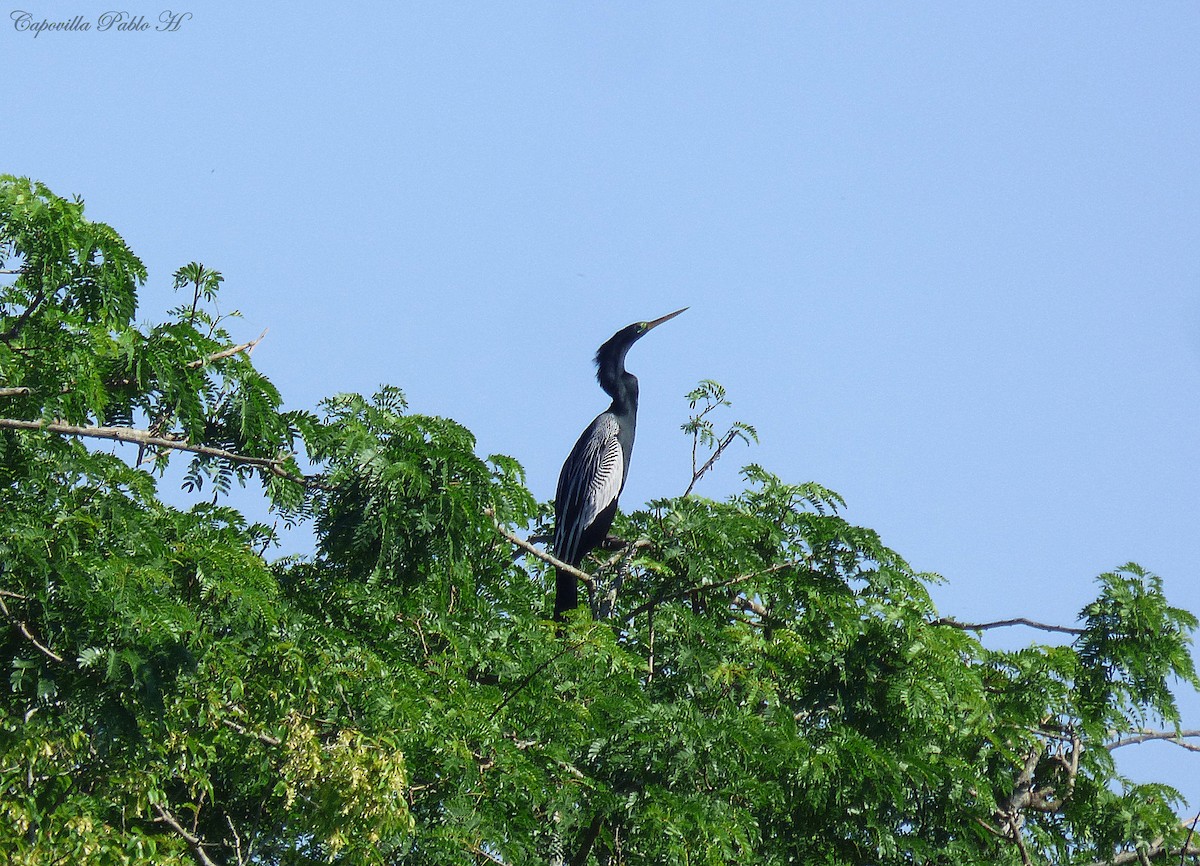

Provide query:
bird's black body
left=553, top=309, right=686, bottom=620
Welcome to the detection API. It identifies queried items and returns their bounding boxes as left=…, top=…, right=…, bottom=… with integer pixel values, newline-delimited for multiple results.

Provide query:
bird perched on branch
left=553, top=308, right=687, bottom=620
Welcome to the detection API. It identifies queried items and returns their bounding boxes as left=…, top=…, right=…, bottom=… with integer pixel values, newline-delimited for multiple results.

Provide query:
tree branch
left=220, top=717, right=282, bottom=747
left=933, top=616, right=1084, bottom=636
left=152, top=803, right=220, bottom=866
left=570, top=812, right=604, bottom=866
left=1079, top=833, right=1200, bottom=866
left=0, top=386, right=31, bottom=397
left=684, top=427, right=741, bottom=497
left=0, top=594, right=64, bottom=664
left=0, top=285, right=48, bottom=342
left=488, top=638, right=588, bottom=723
left=1106, top=729, right=1200, bottom=752
left=186, top=328, right=268, bottom=369
left=484, top=510, right=595, bottom=593
left=0, top=416, right=311, bottom=485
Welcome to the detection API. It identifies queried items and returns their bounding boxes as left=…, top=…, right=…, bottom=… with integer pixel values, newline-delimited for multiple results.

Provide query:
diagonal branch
left=1079, top=823, right=1200, bottom=866
left=488, top=637, right=588, bottom=723
left=684, top=427, right=742, bottom=497
left=0, top=594, right=64, bottom=664
left=220, top=717, right=283, bottom=747
left=186, top=328, right=268, bottom=369
left=0, top=285, right=48, bottom=343
left=152, top=803, right=220, bottom=866
left=933, top=616, right=1084, bottom=636
left=484, top=509, right=595, bottom=593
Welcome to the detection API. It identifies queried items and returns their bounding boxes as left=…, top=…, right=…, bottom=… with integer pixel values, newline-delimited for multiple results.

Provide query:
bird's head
left=594, top=307, right=688, bottom=393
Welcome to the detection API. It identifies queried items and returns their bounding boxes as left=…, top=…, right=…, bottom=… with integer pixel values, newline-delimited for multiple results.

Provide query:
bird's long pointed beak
left=644, top=307, right=688, bottom=332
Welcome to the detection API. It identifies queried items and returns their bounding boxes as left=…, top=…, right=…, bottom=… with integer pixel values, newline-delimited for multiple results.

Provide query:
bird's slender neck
left=602, top=369, right=639, bottom=419
left=595, top=325, right=643, bottom=420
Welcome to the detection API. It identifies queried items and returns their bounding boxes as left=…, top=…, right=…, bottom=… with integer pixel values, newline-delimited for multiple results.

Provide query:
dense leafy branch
left=681, top=379, right=757, bottom=496
left=3, top=176, right=1199, bottom=866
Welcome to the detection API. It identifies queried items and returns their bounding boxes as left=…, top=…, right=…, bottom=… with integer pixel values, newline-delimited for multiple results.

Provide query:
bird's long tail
left=553, top=567, right=578, bottom=621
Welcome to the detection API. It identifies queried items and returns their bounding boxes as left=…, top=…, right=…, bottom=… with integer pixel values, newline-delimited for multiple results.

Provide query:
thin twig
left=186, top=328, right=268, bottom=369
left=470, top=843, right=507, bottom=865
left=220, top=717, right=283, bottom=747
left=488, top=638, right=588, bottom=723
left=225, top=815, right=246, bottom=866
left=0, top=594, right=64, bottom=664
left=933, top=616, right=1084, bottom=636
left=684, top=428, right=741, bottom=497
left=0, top=285, right=47, bottom=342
left=647, top=606, right=655, bottom=683
left=1182, top=813, right=1200, bottom=866
left=625, top=560, right=797, bottom=621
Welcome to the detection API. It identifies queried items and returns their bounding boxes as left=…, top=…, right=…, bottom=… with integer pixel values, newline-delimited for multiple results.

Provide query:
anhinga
left=552, top=307, right=687, bottom=620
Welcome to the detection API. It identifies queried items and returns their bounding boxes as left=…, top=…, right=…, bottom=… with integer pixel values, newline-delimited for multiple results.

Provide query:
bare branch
left=732, top=594, right=769, bottom=619
left=570, top=812, right=605, bottom=866
left=0, top=387, right=30, bottom=397
left=225, top=814, right=247, bottom=866
left=186, top=328, right=268, bottom=369
left=1013, top=829, right=1033, bottom=866
left=0, top=416, right=311, bottom=485
left=933, top=616, right=1084, bottom=637
left=1107, top=729, right=1200, bottom=753
left=484, top=509, right=595, bottom=593
left=0, top=594, right=64, bottom=664
left=470, top=843, right=508, bottom=865
left=594, top=539, right=651, bottom=620
left=1182, top=813, right=1200, bottom=866
left=152, top=803, right=219, bottom=866
left=646, top=606, right=655, bottom=683
left=1080, top=832, right=1200, bottom=866
left=220, top=717, right=282, bottom=747
left=684, top=427, right=741, bottom=497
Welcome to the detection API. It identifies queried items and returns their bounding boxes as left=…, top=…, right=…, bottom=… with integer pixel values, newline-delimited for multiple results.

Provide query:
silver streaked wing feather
left=554, top=413, right=624, bottom=565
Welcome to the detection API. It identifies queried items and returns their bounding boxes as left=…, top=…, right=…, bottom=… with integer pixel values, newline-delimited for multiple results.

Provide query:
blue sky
left=5, top=2, right=1200, bottom=805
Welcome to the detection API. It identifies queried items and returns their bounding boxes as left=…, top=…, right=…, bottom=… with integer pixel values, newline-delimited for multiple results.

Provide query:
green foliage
left=2, top=177, right=1198, bottom=865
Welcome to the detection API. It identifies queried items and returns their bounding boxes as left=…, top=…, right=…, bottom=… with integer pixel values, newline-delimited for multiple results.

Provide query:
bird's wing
left=554, top=413, right=624, bottom=565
